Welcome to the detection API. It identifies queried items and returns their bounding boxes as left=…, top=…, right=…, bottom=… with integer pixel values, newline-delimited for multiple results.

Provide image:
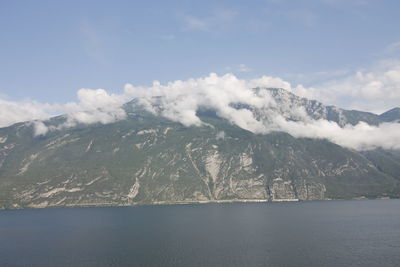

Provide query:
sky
left=1, top=0, right=400, bottom=148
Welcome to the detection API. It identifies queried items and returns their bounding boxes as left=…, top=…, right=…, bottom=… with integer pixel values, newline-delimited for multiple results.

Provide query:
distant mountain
left=262, top=88, right=383, bottom=126
left=1, top=88, right=399, bottom=209
left=379, top=107, right=400, bottom=122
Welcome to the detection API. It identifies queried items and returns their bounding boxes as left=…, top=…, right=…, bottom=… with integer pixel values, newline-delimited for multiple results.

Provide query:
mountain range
left=1, top=88, right=399, bottom=209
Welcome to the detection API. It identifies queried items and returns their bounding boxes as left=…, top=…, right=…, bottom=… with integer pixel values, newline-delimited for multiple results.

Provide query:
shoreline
left=0, top=197, right=395, bottom=211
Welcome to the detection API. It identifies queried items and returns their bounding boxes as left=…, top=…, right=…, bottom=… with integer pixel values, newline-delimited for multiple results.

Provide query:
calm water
left=1, top=200, right=400, bottom=267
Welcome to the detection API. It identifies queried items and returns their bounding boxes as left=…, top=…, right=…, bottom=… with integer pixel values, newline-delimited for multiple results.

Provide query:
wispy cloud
left=282, top=68, right=352, bottom=85
left=80, top=19, right=106, bottom=64
left=384, top=41, right=400, bottom=55
left=238, top=64, right=252, bottom=73
left=225, top=64, right=252, bottom=73
left=180, top=9, right=237, bottom=32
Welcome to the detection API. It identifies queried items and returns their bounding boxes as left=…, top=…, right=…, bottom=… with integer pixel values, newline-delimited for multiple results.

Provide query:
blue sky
left=1, top=0, right=400, bottom=104
left=1, top=1, right=400, bottom=149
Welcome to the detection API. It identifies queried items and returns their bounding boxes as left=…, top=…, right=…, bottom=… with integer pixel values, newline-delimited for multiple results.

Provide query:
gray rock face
left=265, top=88, right=382, bottom=126
left=0, top=88, right=399, bottom=209
left=267, top=179, right=326, bottom=201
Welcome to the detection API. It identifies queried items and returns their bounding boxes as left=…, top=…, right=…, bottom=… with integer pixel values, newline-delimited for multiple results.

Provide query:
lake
left=1, top=199, right=400, bottom=266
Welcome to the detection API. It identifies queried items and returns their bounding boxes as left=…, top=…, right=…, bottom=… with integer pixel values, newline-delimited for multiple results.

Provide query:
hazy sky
left=1, top=0, right=400, bottom=104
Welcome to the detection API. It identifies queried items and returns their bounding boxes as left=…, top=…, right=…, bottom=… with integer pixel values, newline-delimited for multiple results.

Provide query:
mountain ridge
left=1, top=88, right=400, bottom=209
left=379, top=107, right=400, bottom=122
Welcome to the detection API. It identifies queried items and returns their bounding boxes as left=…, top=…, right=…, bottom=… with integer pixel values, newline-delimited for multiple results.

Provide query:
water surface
left=1, top=200, right=400, bottom=266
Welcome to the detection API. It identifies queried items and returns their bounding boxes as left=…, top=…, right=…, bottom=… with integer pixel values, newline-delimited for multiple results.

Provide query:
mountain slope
left=379, top=107, right=400, bottom=122
left=0, top=89, right=399, bottom=209
left=266, top=88, right=383, bottom=126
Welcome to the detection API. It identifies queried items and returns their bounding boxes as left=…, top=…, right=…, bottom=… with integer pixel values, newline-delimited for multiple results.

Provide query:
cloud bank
left=0, top=73, right=399, bottom=150
left=0, top=89, right=127, bottom=135
left=291, top=60, right=400, bottom=114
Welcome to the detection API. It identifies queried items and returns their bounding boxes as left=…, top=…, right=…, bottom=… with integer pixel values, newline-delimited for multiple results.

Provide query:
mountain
left=1, top=88, right=399, bottom=209
left=261, top=88, right=383, bottom=126
left=379, top=107, right=400, bottom=122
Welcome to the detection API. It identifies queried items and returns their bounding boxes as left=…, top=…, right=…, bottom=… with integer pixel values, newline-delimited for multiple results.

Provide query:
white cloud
left=122, top=73, right=400, bottom=150
left=270, top=117, right=400, bottom=150
left=248, top=76, right=291, bottom=90
left=0, top=88, right=128, bottom=134
left=238, top=64, right=252, bottom=73
left=216, top=131, right=226, bottom=140
left=1, top=73, right=399, bottom=150
left=225, top=64, right=252, bottom=73
left=32, top=121, right=49, bottom=136
left=0, top=99, right=53, bottom=128
left=293, top=60, right=400, bottom=113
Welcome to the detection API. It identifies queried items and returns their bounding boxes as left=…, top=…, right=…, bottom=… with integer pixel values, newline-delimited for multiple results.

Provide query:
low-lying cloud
left=0, top=73, right=399, bottom=150
left=291, top=60, right=400, bottom=114
left=0, top=89, right=128, bottom=135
